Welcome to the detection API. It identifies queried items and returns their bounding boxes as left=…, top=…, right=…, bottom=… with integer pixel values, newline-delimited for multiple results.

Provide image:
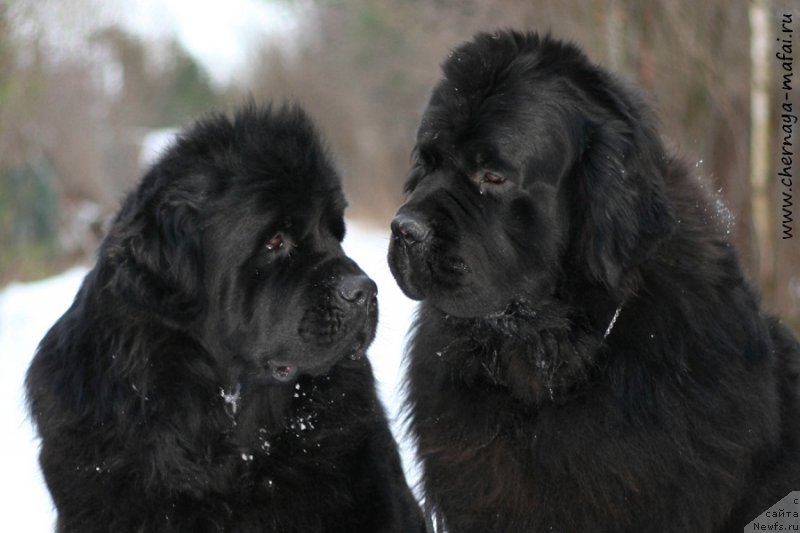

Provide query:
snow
left=340, top=224, right=421, bottom=468
left=0, top=267, right=88, bottom=532
left=0, top=223, right=419, bottom=530
left=139, top=128, right=180, bottom=168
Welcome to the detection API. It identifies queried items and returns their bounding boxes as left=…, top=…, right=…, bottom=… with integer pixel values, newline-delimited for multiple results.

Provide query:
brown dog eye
left=266, top=234, right=284, bottom=251
left=483, top=172, right=506, bottom=185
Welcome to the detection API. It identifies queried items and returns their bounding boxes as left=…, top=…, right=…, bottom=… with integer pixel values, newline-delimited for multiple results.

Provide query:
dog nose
left=391, top=213, right=431, bottom=245
left=337, top=274, right=377, bottom=306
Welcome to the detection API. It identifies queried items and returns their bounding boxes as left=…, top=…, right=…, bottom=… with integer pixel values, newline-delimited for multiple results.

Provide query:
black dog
left=388, top=31, right=800, bottom=532
left=27, top=105, right=424, bottom=532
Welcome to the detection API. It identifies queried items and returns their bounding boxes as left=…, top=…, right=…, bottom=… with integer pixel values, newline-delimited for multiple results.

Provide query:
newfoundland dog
left=388, top=31, right=800, bottom=532
left=27, top=105, right=424, bottom=532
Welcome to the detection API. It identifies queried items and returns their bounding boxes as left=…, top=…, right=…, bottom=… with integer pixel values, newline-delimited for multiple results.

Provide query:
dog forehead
left=240, top=183, right=345, bottom=228
left=218, top=134, right=345, bottom=211
left=417, top=91, right=567, bottom=178
left=422, top=32, right=594, bottom=146
left=419, top=63, right=595, bottom=187
left=202, top=189, right=344, bottom=266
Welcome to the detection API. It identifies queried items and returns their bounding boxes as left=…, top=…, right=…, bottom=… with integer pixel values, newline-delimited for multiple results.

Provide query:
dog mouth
left=265, top=342, right=365, bottom=384
left=265, top=314, right=375, bottom=384
left=337, top=304, right=377, bottom=364
left=388, top=238, right=429, bottom=300
left=391, top=253, right=508, bottom=319
left=390, top=236, right=473, bottom=303
left=342, top=290, right=378, bottom=361
left=346, top=334, right=369, bottom=361
left=269, top=364, right=299, bottom=383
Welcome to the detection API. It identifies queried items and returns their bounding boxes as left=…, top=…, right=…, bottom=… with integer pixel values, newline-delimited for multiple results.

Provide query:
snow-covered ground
left=0, top=222, right=420, bottom=531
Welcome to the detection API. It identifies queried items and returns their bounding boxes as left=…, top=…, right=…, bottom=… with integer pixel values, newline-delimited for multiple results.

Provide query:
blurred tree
left=97, top=28, right=219, bottom=128
left=157, top=42, right=219, bottom=125
left=1, top=3, right=66, bottom=279
left=749, top=0, right=774, bottom=296
left=0, top=1, right=220, bottom=282
left=1, top=0, right=797, bottom=324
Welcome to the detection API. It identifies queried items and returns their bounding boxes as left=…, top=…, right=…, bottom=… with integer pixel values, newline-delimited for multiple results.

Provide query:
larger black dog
left=388, top=31, right=800, bottom=532
left=27, top=105, right=424, bottom=532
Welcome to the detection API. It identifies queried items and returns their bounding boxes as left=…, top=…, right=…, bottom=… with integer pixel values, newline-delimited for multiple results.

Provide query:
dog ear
left=106, top=172, right=207, bottom=321
left=572, top=89, right=674, bottom=296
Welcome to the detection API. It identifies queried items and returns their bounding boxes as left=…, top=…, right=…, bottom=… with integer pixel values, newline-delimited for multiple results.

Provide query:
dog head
left=108, top=105, right=378, bottom=384
left=388, top=31, right=673, bottom=318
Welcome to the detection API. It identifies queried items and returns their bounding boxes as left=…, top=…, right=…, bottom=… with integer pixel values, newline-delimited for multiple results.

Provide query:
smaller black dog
left=27, top=105, right=424, bottom=532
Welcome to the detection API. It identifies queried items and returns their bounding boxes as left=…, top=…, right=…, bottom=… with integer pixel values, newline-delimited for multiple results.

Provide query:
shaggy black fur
left=27, top=105, right=425, bottom=532
left=388, top=31, right=800, bottom=532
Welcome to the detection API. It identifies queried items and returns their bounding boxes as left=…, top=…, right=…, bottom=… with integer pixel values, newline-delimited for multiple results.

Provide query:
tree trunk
left=749, top=0, right=774, bottom=296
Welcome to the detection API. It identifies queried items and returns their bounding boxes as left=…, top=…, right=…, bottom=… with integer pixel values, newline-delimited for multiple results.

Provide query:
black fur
left=27, top=105, right=425, bottom=532
left=388, top=31, right=800, bottom=532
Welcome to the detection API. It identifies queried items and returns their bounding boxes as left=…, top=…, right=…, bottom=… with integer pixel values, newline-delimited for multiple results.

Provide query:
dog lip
left=347, top=336, right=369, bottom=361
left=388, top=241, right=427, bottom=300
left=345, top=309, right=376, bottom=361
left=268, top=363, right=299, bottom=383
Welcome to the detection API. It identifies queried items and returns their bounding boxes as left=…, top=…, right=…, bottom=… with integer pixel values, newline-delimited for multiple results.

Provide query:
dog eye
left=482, top=172, right=506, bottom=185
left=266, top=234, right=285, bottom=251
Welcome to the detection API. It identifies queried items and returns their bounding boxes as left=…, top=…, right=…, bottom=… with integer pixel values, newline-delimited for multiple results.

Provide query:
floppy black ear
left=106, top=173, right=207, bottom=320
left=573, top=90, right=674, bottom=296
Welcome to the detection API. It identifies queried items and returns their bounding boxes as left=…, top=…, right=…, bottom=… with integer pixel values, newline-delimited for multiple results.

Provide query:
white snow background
left=0, top=223, right=421, bottom=531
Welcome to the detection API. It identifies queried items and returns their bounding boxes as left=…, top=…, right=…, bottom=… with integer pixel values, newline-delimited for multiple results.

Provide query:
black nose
left=391, top=213, right=431, bottom=245
left=337, top=274, right=377, bottom=306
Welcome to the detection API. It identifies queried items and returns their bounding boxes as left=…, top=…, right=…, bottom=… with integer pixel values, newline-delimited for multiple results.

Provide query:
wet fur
left=27, top=106, right=424, bottom=532
left=392, top=31, right=800, bottom=532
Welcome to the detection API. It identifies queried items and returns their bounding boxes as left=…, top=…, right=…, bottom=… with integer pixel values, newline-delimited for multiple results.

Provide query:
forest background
left=1, top=0, right=798, bottom=326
